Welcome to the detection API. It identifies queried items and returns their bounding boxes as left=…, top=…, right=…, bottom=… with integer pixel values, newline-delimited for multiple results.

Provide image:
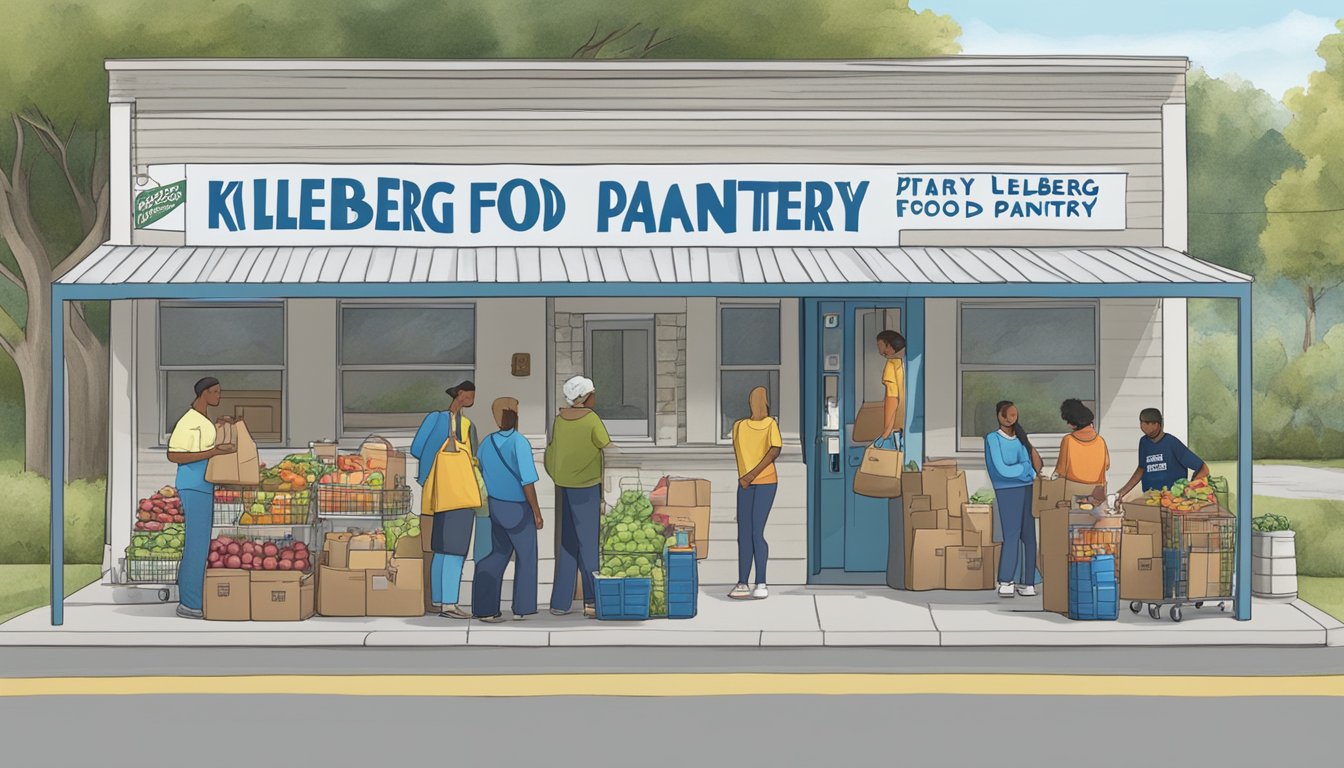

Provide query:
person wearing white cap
left=544, top=375, right=611, bottom=617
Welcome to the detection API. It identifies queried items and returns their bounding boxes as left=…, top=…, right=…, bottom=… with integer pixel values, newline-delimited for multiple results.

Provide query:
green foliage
left=0, top=463, right=106, bottom=564
left=1187, top=69, right=1298, bottom=276
left=1256, top=497, right=1344, bottom=577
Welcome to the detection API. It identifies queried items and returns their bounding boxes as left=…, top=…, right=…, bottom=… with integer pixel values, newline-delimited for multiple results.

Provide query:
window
left=957, top=301, right=1099, bottom=451
left=584, top=318, right=655, bottom=439
left=719, top=302, right=782, bottom=439
left=339, top=303, right=475, bottom=433
left=158, top=302, right=286, bottom=443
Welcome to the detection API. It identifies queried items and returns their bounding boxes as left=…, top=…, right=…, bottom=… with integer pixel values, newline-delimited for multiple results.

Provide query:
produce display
left=599, top=488, right=675, bottom=616
left=1252, top=514, right=1291, bottom=533
left=238, top=489, right=312, bottom=525
left=126, top=523, right=185, bottom=559
left=1139, top=477, right=1218, bottom=512
left=1069, top=528, right=1120, bottom=563
left=315, top=453, right=408, bottom=517
left=135, top=486, right=184, bottom=531
left=207, top=534, right=311, bottom=572
left=262, top=453, right=330, bottom=491
left=322, top=454, right=386, bottom=488
left=382, top=512, right=421, bottom=551
left=969, top=489, right=995, bottom=505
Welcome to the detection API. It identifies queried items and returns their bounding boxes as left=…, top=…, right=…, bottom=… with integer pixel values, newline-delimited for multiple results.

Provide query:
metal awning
left=58, top=245, right=1250, bottom=287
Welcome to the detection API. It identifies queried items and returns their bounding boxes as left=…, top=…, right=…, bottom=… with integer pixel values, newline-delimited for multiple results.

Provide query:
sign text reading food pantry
left=185, top=164, right=1126, bottom=247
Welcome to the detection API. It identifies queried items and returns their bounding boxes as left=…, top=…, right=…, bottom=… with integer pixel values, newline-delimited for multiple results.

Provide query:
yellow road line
left=4, top=673, right=1344, bottom=698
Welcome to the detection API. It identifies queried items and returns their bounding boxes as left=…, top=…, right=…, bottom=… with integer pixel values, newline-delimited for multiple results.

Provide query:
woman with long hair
left=984, top=401, right=1043, bottom=598
left=729, top=386, right=782, bottom=600
left=410, top=380, right=481, bottom=619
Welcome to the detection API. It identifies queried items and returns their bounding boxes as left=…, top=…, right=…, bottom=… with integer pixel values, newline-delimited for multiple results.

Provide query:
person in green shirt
left=545, top=375, right=611, bottom=618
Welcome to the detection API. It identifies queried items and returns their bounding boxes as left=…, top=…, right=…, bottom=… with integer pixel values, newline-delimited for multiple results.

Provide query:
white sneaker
left=1015, top=584, right=1037, bottom=597
left=729, top=584, right=752, bottom=600
left=997, top=582, right=1016, bottom=598
left=752, top=584, right=769, bottom=600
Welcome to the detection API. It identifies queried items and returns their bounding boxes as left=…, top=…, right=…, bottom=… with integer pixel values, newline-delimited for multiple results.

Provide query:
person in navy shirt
left=1115, top=407, right=1211, bottom=498
left=472, top=396, right=545, bottom=622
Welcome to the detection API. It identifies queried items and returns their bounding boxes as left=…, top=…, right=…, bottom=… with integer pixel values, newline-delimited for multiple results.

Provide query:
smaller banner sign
left=134, top=180, right=186, bottom=229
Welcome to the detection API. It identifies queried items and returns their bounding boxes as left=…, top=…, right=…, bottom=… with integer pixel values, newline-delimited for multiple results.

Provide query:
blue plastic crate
left=1092, top=555, right=1117, bottom=583
left=1068, top=556, right=1119, bottom=621
left=594, top=575, right=652, bottom=621
left=665, top=551, right=698, bottom=620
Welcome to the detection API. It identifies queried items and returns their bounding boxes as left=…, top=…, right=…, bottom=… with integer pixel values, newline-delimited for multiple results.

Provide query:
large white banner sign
left=178, top=164, right=1127, bottom=246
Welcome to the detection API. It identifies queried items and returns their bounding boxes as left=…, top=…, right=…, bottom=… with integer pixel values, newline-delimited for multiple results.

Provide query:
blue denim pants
left=176, top=489, right=213, bottom=611
left=995, top=484, right=1037, bottom=586
left=549, top=485, right=601, bottom=611
left=472, top=498, right=539, bottom=618
left=736, top=483, right=777, bottom=585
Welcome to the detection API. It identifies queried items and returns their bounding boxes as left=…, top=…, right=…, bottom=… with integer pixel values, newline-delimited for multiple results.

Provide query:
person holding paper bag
left=411, top=380, right=481, bottom=620
left=166, top=377, right=235, bottom=619
left=876, top=330, right=907, bottom=444
left=985, top=401, right=1042, bottom=599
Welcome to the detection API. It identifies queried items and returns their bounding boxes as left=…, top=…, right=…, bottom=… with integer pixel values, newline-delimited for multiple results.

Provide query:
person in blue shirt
left=984, top=400, right=1043, bottom=599
left=472, top=396, right=545, bottom=622
left=1115, top=407, right=1211, bottom=499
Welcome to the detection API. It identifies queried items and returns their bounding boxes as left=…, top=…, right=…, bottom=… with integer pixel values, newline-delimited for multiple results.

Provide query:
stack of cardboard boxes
left=650, top=477, right=711, bottom=560
left=1119, top=503, right=1163, bottom=605
left=903, top=460, right=1001, bottom=591
left=204, top=568, right=316, bottom=621
left=317, top=531, right=425, bottom=617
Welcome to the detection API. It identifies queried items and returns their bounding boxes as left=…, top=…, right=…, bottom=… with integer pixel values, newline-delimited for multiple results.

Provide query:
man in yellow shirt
left=876, top=330, right=907, bottom=445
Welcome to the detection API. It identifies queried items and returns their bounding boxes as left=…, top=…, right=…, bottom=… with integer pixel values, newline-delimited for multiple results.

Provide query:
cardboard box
left=205, top=421, right=261, bottom=486
left=900, top=472, right=925, bottom=506
left=1033, top=476, right=1069, bottom=518
left=367, top=540, right=426, bottom=617
left=664, top=478, right=711, bottom=508
left=1040, top=507, right=1099, bottom=614
left=203, top=569, right=251, bottom=621
left=852, top=400, right=887, bottom=444
left=962, top=504, right=994, bottom=547
left=945, top=472, right=970, bottom=519
left=945, top=546, right=988, bottom=590
left=907, top=494, right=932, bottom=513
left=318, top=554, right=367, bottom=617
left=250, top=571, right=315, bottom=621
left=310, top=440, right=339, bottom=464
left=323, top=532, right=352, bottom=569
left=347, top=549, right=389, bottom=571
left=664, top=505, right=711, bottom=560
left=1120, top=532, right=1163, bottom=601
left=909, top=529, right=963, bottom=591
left=1188, top=550, right=1228, bottom=599
left=420, top=515, right=435, bottom=553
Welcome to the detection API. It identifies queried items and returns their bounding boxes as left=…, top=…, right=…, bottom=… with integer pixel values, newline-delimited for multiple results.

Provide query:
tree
left=1261, top=20, right=1344, bottom=352
left=0, top=0, right=960, bottom=478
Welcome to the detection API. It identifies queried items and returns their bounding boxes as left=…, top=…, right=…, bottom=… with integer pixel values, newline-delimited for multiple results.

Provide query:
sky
left=916, top=1, right=1341, bottom=100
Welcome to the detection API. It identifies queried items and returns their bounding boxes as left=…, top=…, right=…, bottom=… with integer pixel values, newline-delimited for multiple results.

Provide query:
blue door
left=806, top=300, right=909, bottom=583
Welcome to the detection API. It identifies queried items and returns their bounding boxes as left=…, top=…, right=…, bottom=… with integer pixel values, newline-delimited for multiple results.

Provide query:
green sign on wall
left=134, top=180, right=186, bottom=228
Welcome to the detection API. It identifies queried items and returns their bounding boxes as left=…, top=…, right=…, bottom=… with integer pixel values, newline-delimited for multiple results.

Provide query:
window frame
left=716, top=299, right=784, bottom=443
left=156, top=300, right=288, bottom=445
left=582, top=315, right=656, bottom=441
left=336, top=300, right=476, bottom=438
left=955, top=299, right=1101, bottom=454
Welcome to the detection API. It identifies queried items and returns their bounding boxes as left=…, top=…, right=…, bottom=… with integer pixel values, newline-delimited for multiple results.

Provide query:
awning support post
left=50, top=291, right=66, bottom=626
left=1235, top=286, right=1252, bottom=621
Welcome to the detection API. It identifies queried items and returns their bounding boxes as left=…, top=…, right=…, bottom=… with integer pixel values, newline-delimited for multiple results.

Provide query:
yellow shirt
left=732, top=417, right=783, bottom=485
left=168, top=409, right=216, bottom=453
left=882, top=357, right=906, bottom=430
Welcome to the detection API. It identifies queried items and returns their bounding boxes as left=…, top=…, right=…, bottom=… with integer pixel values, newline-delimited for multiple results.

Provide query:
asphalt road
left=4, top=645, right=1344, bottom=678
left=1253, top=464, right=1344, bottom=500
left=3, top=693, right=1341, bottom=767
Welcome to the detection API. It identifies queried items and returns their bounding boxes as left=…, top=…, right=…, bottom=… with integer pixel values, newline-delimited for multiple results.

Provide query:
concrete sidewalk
left=3, top=579, right=1341, bottom=647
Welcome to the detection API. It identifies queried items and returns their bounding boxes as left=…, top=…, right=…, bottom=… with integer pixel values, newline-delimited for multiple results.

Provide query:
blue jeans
left=737, top=483, right=777, bottom=585
left=177, top=489, right=213, bottom=611
left=431, top=554, right=466, bottom=606
left=550, top=485, right=601, bottom=611
left=472, top=498, right=539, bottom=618
left=995, top=484, right=1036, bottom=586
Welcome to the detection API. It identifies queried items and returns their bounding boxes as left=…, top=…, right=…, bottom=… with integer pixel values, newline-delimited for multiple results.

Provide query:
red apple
left=225, top=554, right=241, bottom=569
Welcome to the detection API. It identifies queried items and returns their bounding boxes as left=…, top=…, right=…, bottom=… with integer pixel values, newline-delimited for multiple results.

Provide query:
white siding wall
left=924, top=297, right=1164, bottom=496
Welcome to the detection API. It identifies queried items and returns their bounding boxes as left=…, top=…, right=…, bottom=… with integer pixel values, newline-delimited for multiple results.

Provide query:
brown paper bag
left=852, top=401, right=887, bottom=444
left=206, top=420, right=260, bottom=485
left=853, top=441, right=903, bottom=498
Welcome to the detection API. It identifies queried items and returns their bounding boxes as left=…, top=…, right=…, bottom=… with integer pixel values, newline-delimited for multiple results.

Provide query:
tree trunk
left=15, top=340, right=51, bottom=477
left=1303, top=285, right=1318, bottom=352
left=65, top=307, right=109, bottom=481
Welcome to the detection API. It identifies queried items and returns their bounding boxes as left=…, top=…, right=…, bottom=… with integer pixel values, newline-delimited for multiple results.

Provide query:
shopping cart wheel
left=1170, top=605, right=1183, bottom=623
left=1148, top=604, right=1161, bottom=620
left=1129, top=601, right=1142, bottom=614
left=1219, top=602, right=1228, bottom=612
left=1194, top=601, right=1204, bottom=609
left=158, top=588, right=171, bottom=602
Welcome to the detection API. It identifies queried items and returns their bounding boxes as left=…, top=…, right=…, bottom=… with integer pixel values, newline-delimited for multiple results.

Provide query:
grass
left=1298, top=577, right=1344, bottom=623
left=0, top=564, right=103, bottom=625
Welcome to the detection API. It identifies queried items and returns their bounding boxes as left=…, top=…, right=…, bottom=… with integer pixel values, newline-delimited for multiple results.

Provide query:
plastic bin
left=666, top=549, right=698, bottom=619
left=594, top=575, right=653, bottom=620
left=1068, top=555, right=1118, bottom=621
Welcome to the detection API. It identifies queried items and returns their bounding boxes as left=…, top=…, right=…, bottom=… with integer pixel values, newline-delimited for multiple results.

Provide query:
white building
left=45, top=58, right=1254, bottom=623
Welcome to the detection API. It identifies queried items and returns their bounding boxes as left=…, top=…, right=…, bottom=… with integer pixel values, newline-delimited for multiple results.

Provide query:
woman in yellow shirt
left=1055, top=398, right=1110, bottom=501
left=877, top=330, right=906, bottom=444
left=729, top=386, right=783, bottom=600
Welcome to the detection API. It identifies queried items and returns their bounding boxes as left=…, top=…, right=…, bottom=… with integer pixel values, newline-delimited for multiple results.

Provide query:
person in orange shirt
left=1054, top=398, right=1110, bottom=500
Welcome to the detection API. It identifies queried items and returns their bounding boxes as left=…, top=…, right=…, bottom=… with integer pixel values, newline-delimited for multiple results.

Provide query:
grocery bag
left=853, top=434, right=903, bottom=498
left=206, top=420, right=260, bottom=485
left=851, top=400, right=887, bottom=444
